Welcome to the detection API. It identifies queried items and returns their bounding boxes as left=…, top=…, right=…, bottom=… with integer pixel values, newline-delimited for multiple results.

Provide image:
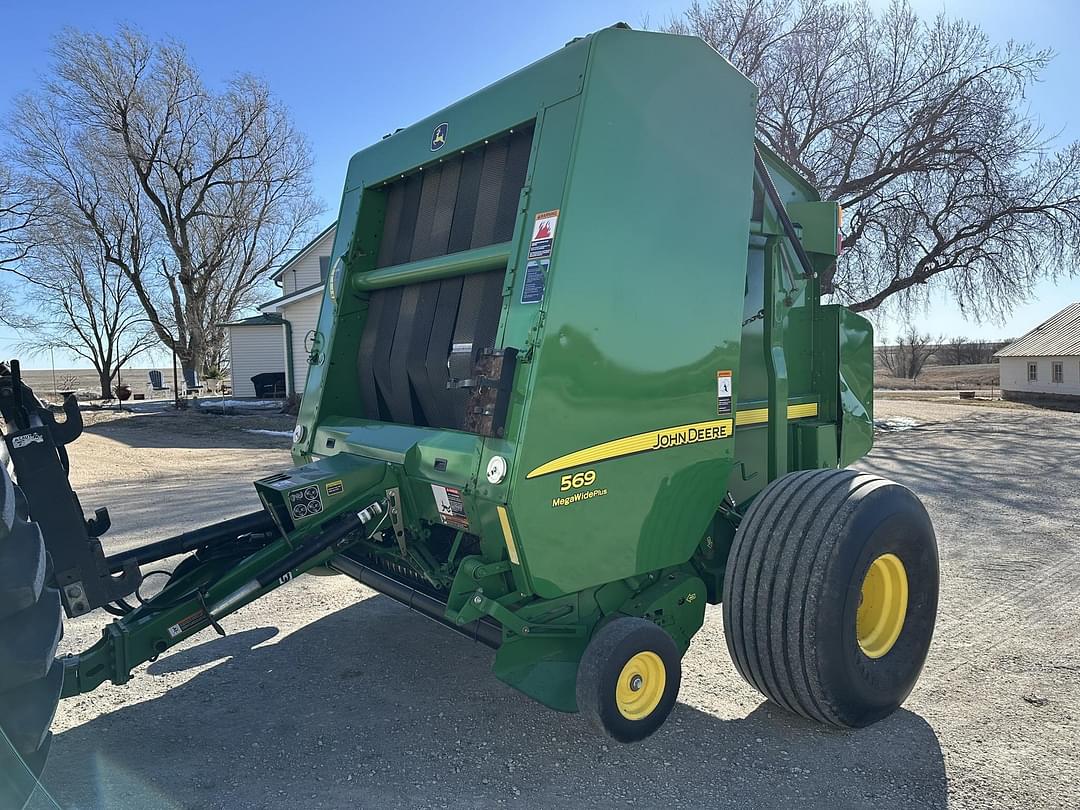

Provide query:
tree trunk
left=97, top=369, right=112, bottom=400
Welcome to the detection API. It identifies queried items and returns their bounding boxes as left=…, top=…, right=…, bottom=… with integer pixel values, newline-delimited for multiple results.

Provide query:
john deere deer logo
left=431, top=122, right=448, bottom=151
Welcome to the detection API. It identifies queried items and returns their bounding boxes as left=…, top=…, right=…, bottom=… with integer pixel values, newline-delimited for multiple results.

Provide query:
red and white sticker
left=431, top=484, right=469, bottom=529
left=167, top=609, right=209, bottom=638
left=528, top=209, right=559, bottom=260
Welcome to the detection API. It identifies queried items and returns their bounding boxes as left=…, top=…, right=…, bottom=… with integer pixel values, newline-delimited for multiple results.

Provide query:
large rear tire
left=0, top=464, right=64, bottom=806
left=723, top=469, right=938, bottom=728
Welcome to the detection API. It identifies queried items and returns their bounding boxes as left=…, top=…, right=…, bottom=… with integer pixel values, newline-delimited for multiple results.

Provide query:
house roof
left=995, top=303, right=1080, bottom=358
left=270, top=222, right=337, bottom=282
left=259, top=281, right=325, bottom=312
left=223, top=313, right=286, bottom=327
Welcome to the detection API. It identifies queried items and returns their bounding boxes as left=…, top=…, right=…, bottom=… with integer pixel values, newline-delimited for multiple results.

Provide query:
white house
left=225, top=223, right=335, bottom=397
left=995, top=302, right=1080, bottom=404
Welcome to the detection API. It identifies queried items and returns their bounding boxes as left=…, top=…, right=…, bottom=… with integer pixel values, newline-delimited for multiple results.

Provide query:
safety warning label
left=521, top=259, right=548, bottom=304
left=528, top=209, right=559, bottom=260
left=167, top=609, right=209, bottom=638
left=431, top=484, right=469, bottom=529
left=717, top=370, right=733, bottom=415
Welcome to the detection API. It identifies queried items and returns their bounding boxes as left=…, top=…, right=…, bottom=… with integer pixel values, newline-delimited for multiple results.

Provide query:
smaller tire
left=576, top=617, right=681, bottom=743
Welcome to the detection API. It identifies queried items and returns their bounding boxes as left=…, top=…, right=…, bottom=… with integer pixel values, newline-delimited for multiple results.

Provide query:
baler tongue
left=56, top=454, right=395, bottom=698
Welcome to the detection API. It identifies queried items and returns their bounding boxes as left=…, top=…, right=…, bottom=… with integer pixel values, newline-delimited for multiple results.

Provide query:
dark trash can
left=251, top=372, right=287, bottom=398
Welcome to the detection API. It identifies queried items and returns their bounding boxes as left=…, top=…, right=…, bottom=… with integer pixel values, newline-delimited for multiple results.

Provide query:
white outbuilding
left=224, top=223, right=335, bottom=398
left=994, top=302, right=1080, bottom=405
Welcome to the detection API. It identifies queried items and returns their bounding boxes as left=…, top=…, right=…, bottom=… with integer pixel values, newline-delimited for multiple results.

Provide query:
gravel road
left=27, top=401, right=1080, bottom=809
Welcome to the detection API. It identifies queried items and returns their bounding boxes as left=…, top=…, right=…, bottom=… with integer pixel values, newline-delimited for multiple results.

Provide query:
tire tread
left=0, top=467, right=63, bottom=787
left=724, top=470, right=894, bottom=726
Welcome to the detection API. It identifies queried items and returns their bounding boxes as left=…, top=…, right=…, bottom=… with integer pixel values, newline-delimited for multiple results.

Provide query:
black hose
left=255, top=513, right=362, bottom=589
left=106, top=510, right=277, bottom=573
left=754, top=145, right=815, bottom=280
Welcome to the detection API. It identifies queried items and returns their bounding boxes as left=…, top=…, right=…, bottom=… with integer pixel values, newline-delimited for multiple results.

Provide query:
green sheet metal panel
left=505, top=29, right=758, bottom=597
left=291, top=25, right=866, bottom=603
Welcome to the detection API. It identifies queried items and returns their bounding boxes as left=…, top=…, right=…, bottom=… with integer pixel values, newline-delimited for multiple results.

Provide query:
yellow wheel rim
left=615, top=651, right=666, bottom=720
left=857, top=553, right=909, bottom=659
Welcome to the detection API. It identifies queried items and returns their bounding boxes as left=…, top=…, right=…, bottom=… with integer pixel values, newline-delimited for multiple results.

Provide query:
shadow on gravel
left=72, top=475, right=283, bottom=546
left=42, top=596, right=947, bottom=810
left=80, top=411, right=292, bottom=451
left=859, top=410, right=1080, bottom=555
left=145, top=627, right=280, bottom=676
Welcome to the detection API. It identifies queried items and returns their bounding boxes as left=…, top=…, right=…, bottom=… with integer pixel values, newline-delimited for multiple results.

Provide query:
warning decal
left=528, top=209, right=559, bottom=260
left=717, top=370, right=733, bottom=415
left=325, top=479, right=344, bottom=497
left=167, top=609, right=209, bottom=639
left=431, top=484, right=469, bottom=529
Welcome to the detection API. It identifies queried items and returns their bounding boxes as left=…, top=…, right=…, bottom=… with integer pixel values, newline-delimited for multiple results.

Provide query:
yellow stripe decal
left=736, top=402, right=819, bottom=426
left=496, top=506, right=520, bottom=565
left=526, top=418, right=734, bottom=479
left=525, top=403, right=819, bottom=480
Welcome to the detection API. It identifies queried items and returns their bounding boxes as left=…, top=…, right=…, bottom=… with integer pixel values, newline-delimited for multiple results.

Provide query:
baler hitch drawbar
left=59, top=495, right=390, bottom=699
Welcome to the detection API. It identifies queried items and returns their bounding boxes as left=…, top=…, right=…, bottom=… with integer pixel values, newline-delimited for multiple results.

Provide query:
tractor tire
left=723, top=468, right=938, bottom=728
left=0, top=464, right=64, bottom=807
left=576, top=617, right=681, bottom=743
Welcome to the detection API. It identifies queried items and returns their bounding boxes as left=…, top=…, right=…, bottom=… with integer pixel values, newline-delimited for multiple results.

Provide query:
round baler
left=0, top=24, right=937, bottom=800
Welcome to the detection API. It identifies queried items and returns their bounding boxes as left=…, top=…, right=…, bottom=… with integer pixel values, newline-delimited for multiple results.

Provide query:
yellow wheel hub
left=857, top=553, right=909, bottom=658
left=615, top=651, right=666, bottom=720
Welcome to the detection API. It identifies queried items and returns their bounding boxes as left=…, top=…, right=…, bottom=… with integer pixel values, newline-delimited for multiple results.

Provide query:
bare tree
left=878, top=327, right=938, bottom=379
left=666, top=0, right=1080, bottom=318
left=0, top=161, right=46, bottom=276
left=13, top=216, right=156, bottom=398
left=939, top=335, right=1012, bottom=365
left=944, top=335, right=969, bottom=366
left=7, top=27, right=321, bottom=376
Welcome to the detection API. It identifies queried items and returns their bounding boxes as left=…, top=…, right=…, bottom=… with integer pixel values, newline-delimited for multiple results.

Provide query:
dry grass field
left=875, top=362, right=1000, bottom=391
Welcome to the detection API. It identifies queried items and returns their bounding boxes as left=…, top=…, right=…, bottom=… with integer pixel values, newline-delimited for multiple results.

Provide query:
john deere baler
left=0, top=26, right=938, bottom=795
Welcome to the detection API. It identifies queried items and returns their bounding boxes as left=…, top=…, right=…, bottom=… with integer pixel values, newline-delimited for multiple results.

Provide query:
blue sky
left=0, top=0, right=1077, bottom=366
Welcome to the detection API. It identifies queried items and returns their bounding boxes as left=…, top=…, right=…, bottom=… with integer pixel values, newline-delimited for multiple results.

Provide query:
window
left=1052, top=361, right=1063, bottom=383
left=319, top=255, right=331, bottom=283
left=1028, top=362, right=1038, bottom=382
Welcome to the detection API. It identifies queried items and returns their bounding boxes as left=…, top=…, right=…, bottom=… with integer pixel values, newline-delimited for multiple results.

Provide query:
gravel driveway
left=29, top=402, right=1080, bottom=809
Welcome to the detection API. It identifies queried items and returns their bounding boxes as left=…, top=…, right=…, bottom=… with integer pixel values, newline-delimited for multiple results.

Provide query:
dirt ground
left=24, top=400, right=1080, bottom=809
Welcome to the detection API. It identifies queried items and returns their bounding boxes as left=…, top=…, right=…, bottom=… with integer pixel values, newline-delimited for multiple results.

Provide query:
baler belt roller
left=328, top=554, right=502, bottom=649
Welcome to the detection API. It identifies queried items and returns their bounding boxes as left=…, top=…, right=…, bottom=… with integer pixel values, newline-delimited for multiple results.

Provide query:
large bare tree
left=7, top=26, right=321, bottom=375
left=13, top=216, right=156, bottom=398
left=666, top=0, right=1080, bottom=318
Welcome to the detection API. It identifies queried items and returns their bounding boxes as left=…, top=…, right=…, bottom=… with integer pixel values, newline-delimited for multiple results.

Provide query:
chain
left=742, top=308, right=765, bottom=327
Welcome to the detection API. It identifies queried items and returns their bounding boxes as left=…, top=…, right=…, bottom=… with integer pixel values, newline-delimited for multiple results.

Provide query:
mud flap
left=838, top=307, right=874, bottom=466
